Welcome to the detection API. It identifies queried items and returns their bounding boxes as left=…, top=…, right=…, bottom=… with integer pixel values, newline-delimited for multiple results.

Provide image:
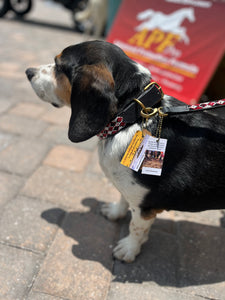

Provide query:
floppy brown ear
left=68, top=64, right=117, bottom=142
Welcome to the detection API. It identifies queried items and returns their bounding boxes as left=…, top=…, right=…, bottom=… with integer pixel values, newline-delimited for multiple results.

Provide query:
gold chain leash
left=155, top=107, right=168, bottom=141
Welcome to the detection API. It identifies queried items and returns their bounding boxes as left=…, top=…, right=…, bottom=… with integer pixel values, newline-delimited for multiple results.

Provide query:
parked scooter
left=0, top=0, right=88, bottom=32
left=0, top=0, right=32, bottom=17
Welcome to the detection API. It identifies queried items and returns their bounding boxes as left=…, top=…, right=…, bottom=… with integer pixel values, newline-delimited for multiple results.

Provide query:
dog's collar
left=97, top=82, right=163, bottom=139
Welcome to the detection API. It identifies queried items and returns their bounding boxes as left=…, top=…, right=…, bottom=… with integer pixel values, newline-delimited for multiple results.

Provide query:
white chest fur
left=98, top=124, right=149, bottom=207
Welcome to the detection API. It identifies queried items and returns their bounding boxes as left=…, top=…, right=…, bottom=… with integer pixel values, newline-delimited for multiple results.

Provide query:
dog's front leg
left=101, top=195, right=129, bottom=221
left=113, top=206, right=155, bottom=263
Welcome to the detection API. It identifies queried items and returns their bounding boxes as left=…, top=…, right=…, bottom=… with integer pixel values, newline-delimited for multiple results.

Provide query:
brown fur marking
left=54, top=73, right=72, bottom=106
left=141, top=209, right=164, bottom=220
left=79, top=64, right=115, bottom=91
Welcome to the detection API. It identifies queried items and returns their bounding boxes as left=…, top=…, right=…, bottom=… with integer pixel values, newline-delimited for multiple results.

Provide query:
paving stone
left=0, top=99, right=13, bottom=114
left=39, top=124, right=98, bottom=150
left=0, top=138, right=49, bottom=176
left=0, top=77, right=20, bottom=101
left=72, top=136, right=99, bottom=151
left=41, top=106, right=71, bottom=126
left=0, top=132, right=16, bottom=152
left=22, top=165, right=120, bottom=209
left=0, top=196, right=65, bottom=252
left=87, top=148, right=104, bottom=176
left=174, top=210, right=224, bottom=227
left=0, top=244, right=41, bottom=300
left=27, top=291, right=67, bottom=300
left=0, top=62, right=24, bottom=79
left=0, top=114, right=48, bottom=137
left=176, top=221, right=225, bottom=299
left=0, top=171, right=24, bottom=207
left=221, top=211, right=225, bottom=228
left=152, top=210, right=176, bottom=236
left=107, top=283, right=204, bottom=300
left=33, top=209, right=119, bottom=300
left=43, top=145, right=91, bottom=172
left=40, top=125, right=72, bottom=145
left=9, top=102, right=47, bottom=118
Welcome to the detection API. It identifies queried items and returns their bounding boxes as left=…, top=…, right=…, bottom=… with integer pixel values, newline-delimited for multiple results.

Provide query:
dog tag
left=121, top=131, right=143, bottom=168
left=141, top=137, right=167, bottom=176
left=121, top=130, right=154, bottom=172
left=129, top=134, right=151, bottom=171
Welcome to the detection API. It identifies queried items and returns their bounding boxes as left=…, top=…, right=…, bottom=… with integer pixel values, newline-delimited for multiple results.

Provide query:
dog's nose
left=25, top=68, right=37, bottom=81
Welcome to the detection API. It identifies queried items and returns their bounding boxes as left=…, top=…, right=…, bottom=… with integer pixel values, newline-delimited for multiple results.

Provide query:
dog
left=26, top=40, right=225, bottom=263
left=74, top=0, right=107, bottom=36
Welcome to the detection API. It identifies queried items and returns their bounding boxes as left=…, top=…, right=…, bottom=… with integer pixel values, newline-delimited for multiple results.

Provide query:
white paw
left=113, top=236, right=141, bottom=263
left=101, top=202, right=127, bottom=221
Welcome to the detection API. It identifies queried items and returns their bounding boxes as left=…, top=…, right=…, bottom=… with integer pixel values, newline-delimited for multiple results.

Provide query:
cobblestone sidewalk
left=0, top=2, right=225, bottom=299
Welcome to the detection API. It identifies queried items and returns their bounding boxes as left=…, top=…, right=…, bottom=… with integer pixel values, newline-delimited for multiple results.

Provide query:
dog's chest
left=98, top=126, right=149, bottom=206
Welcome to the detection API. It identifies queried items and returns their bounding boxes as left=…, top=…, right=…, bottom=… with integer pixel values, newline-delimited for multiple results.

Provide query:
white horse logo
left=136, top=7, right=195, bottom=44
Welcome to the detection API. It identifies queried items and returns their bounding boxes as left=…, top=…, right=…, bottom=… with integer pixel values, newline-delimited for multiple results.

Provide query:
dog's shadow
left=42, top=198, right=225, bottom=287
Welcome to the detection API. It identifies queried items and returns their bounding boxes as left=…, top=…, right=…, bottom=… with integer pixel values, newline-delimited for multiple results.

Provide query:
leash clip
left=133, top=82, right=164, bottom=119
left=141, top=107, right=158, bottom=119
left=158, top=107, right=168, bottom=117
left=133, top=98, right=158, bottom=119
left=133, top=98, right=158, bottom=136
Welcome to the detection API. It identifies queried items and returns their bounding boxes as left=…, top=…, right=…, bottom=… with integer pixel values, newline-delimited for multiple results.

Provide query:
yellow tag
left=142, top=128, right=152, bottom=136
left=121, top=131, right=144, bottom=167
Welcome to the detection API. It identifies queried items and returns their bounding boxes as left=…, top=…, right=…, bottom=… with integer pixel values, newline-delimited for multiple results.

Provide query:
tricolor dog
left=26, top=40, right=225, bottom=263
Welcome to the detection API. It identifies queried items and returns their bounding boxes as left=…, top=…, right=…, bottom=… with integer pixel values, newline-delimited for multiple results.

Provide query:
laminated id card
left=141, top=136, right=167, bottom=176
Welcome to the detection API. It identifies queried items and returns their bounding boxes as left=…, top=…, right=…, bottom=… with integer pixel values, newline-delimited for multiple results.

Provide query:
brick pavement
left=0, top=2, right=225, bottom=299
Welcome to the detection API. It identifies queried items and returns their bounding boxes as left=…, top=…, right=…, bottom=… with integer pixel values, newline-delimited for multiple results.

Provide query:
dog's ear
left=68, top=64, right=117, bottom=142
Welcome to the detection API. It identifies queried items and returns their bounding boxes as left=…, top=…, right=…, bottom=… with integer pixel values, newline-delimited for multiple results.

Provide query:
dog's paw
left=101, top=202, right=127, bottom=221
left=113, top=236, right=141, bottom=263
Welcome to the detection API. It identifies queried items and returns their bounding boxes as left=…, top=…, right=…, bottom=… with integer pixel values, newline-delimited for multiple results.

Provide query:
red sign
left=107, top=0, right=225, bottom=104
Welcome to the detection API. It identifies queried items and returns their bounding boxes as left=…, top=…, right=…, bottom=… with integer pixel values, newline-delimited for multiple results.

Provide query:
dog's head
left=26, top=40, right=151, bottom=142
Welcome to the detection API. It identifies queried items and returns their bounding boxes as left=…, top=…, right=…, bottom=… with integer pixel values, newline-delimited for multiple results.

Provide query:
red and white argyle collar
left=97, top=82, right=163, bottom=140
left=97, top=116, right=126, bottom=139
